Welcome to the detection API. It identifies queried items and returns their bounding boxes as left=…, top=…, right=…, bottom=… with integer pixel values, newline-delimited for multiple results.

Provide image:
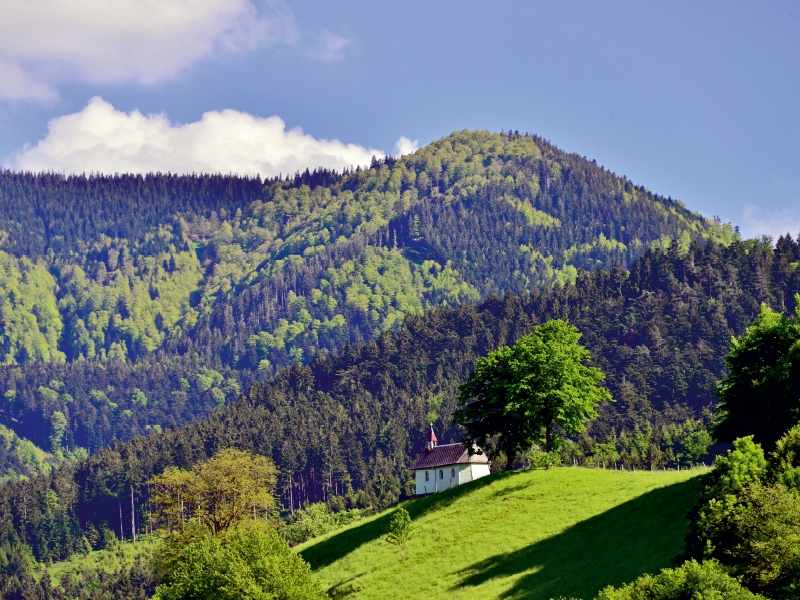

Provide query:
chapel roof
left=411, top=443, right=490, bottom=470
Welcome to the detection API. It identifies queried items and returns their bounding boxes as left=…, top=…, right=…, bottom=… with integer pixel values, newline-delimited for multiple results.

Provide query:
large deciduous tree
left=455, top=319, right=611, bottom=468
left=713, top=303, right=800, bottom=451
left=148, top=448, right=278, bottom=535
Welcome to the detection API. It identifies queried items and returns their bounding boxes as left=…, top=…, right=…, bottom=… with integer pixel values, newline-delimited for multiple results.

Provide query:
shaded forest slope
left=1, top=237, right=798, bottom=566
left=0, top=130, right=729, bottom=465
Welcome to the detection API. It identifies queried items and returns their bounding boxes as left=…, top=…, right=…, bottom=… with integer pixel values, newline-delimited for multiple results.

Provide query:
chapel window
left=451, top=468, right=456, bottom=478
left=425, top=471, right=429, bottom=481
left=439, top=469, right=443, bottom=479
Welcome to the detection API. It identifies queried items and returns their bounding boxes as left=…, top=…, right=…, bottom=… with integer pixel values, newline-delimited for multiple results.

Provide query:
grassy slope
left=299, top=468, right=704, bottom=600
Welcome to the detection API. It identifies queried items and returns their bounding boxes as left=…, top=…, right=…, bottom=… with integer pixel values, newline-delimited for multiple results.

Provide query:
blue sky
left=0, top=1, right=798, bottom=239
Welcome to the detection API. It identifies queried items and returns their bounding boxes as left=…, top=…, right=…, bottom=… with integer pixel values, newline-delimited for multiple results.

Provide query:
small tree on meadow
left=386, top=508, right=414, bottom=561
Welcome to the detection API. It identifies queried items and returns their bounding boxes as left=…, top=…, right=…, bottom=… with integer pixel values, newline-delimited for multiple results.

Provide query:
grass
left=47, top=535, right=155, bottom=586
left=298, top=467, right=705, bottom=600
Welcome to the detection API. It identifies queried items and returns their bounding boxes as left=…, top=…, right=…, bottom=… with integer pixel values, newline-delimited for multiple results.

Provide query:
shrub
left=153, top=520, right=325, bottom=600
left=284, top=502, right=368, bottom=546
left=684, top=437, right=766, bottom=561
left=768, top=424, right=800, bottom=492
left=596, top=559, right=764, bottom=599
left=721, top=483, right=800, bottom=598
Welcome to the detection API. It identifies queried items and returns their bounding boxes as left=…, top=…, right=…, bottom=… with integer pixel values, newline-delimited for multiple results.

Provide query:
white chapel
left=411, top=425, right=490, bottom=495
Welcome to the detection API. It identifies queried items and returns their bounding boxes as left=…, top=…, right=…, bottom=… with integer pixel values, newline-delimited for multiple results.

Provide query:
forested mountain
left=0, top=131, right=730, bottom=471
left=2, top=235, right=799, bottom=574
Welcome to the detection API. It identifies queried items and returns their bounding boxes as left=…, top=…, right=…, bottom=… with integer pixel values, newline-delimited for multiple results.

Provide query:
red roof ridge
left=411, top=442, right=489, bottom=470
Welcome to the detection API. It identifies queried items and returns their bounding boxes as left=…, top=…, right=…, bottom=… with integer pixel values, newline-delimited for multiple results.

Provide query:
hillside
left=0, top=130, right=730, bottom=465
left=299, top=467, right=704, bottom=600
left=1, top=236, right=798, bottom=570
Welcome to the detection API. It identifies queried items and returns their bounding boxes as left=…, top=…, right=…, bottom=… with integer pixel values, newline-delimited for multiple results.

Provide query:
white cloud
left=5, top=97, right=384, bottom=177
left=739, top=205, right=800, bottom=241
left=308, top=31, right=352, bottom=62
left=0, top=0, right=299, bottom=101
left=395, top=136, right=420, bottom=156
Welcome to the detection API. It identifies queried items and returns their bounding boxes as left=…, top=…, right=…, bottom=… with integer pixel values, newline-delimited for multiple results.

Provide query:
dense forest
left=0, top=131, right=730, bottom=472
left=1, top=234, right=799, bottom=582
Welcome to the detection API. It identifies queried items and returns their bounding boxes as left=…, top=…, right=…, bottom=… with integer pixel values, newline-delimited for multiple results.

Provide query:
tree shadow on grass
left=300, top=471, right=513, bottom=570
left=452, top=477, right=703, bottom=600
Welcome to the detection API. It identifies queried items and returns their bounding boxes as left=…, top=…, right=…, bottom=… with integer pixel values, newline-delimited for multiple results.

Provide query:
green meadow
left=298, top=467, right=704, bottom=600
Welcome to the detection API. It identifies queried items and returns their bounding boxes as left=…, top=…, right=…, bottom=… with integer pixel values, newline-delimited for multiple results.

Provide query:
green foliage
left=130, top=388, right=147, bottom=407
left=713, top=304, right=800, bottom=450
left=0, top=130, right=716, bottom=380
left=682, top=435, right=800, bottom=597
left=283, top=502, right=369, bottom=546
left=0, top=422, right=59, bottom=482
left=769, top=424, right=800, bottom=491
left=385, top=508, right=414, bottom=552
left=48, top=411, right=66, bottom=455
left=153, top=521, right=325, bottom=600
left=0, top=132, right=750, bottom=492
left=58, top=242, right=204, bottom=361
left=424, top=394, right=443, bottom=425
left=596, top=559, right=764, bottom=600
left=456, top=319, right=611, bottom=466
left=719, top=482, right=800, bottom=597
left=0, top=253, right=65, bottom=364
left=708, top=437, right=766, bottom=498
left=149, top=448, right=278, bottom=535
left=672, top=420, right=714, bottom=468
left=591, top=438, right=622, bottom=467
left=245, top=247, right=479, bottom=369
left=520, top=444, right=563, bottom=469
left=46, top=534, right=156, bottom=590
left=684, top=437, right=767, bottom=562
left=2, top=237, right=798, bottom=573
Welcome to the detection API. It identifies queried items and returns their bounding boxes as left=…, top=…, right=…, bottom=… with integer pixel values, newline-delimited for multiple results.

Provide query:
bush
left=769, top=424, right=800, bottom=492
left=682, top=432, right=800, bottom=598
left=153, top=520, right=325, bottom=600
left=721, top=482, right=800, bottom=598
left=596, top=559, right=764, bottom=599
left=684, top=437, right=766, bottom=561
left=283, top=502, right=368, bottom=546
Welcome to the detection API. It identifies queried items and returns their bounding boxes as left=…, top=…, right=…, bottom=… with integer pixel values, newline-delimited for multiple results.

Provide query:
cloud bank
left=0, top=0, right=297, bottom=101
left=5, top=97, right=392, bottom=177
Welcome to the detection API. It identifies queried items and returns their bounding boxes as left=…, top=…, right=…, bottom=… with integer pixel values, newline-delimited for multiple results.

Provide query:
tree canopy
left=713, top=303, right=800, bottom=450
left=386, top=508, right=414, bottom=561
left=149, top=448, right=278, bottom=535
left=455, top=319, right=612, bottom=466
left=153, top=521, right=325, bottom=600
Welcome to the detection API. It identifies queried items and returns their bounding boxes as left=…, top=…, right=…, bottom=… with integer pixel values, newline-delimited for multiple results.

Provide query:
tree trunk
left=503, top=442, right=516, bottom=471
left=131, top=485, right=136, bottom=544
left=118, top=495, right=124, bottom=541
left=545, top=423, right=554, bottom=452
